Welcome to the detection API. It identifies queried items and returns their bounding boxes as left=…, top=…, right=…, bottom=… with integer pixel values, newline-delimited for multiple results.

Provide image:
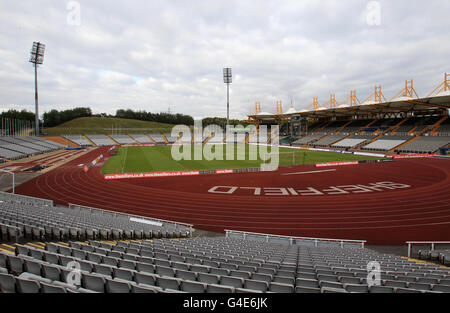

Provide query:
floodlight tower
left=29, top=42, right=46, bottom=136
left=223, top=68, right=232, bottom=132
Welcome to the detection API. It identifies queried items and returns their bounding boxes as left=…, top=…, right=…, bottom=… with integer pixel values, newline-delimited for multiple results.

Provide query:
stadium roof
left=247, top=76, right=450, bottom=121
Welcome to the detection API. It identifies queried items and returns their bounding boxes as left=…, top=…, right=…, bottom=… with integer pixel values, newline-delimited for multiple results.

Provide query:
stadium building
left=1, top=74, right=450, bottom=295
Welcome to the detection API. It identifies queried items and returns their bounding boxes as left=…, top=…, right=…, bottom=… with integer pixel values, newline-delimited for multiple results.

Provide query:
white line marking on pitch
left=281, top=169, right=336, bottom=176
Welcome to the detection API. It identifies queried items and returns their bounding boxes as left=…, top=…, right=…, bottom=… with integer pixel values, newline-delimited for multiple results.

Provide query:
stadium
left=1, top=1, right=450, bottom=303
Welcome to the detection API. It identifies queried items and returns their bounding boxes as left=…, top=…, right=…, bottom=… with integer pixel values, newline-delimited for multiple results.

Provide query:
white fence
left=225, top=229, right=366, bottom=249
left=406, top=241, right=450, bottom=258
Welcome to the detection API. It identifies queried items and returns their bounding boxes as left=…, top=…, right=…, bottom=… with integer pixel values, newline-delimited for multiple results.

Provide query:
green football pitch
left=101, top=144, right=382, bottom=174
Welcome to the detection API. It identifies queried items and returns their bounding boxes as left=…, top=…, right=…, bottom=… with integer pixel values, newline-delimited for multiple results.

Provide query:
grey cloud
left=0, top=0, right=449, bottom=120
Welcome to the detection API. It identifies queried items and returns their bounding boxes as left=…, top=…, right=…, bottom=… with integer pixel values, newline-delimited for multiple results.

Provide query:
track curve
left=13, top=146, right=450, bottom=245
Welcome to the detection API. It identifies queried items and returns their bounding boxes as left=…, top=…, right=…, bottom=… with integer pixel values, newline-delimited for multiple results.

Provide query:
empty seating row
left=148, top=134, right=166, bottom=144
left=331, top=138, right=366, bottom=148
left=418, top=249, right=450, bottom=266
left=85, top=135, right=116, bottom=146
left=206, top=132, right=225, bottom=143
left=63, top=135, right=93, bottom=146
left=109, top=135, right=137, bottom=145
left=313, top=134, right=348, bottom=147
left=0, top=192, right=190, bottom=243
left=362, top=135, right=410, bottom=151
left=2, top=232, right=450, bottom=293
left=292, top=134, right=324, bottom=145
left=128, top=134, right=154, bottom=144
left=163, top=133, right=177, bottom=143
left=0, top=136, right=63, bottom=160
left=397, top=136, right=450, bottom=153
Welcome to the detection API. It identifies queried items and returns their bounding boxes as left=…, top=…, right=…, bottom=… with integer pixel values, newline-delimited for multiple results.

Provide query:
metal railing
left=0, top=190, right=53, bottom=207
left=406, top=241, right=450, bottom=258
left=68, top=203, right=194, bottom=236
left=225, top=229, right=366, bottom=249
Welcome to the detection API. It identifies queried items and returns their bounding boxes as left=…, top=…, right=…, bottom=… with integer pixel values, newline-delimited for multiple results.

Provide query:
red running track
left=12, top=146, right=450, bottom=245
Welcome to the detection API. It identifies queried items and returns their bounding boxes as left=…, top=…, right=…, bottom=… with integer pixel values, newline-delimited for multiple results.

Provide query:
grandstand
left=85, top=135, right=116, bottom=146
left=313, top=134, right=348, bottom=147
left=148, top=134, right=166, bottom=144
left=289, top=114, right=450, bottom=154
left=163, top=133, right=178, bottom=144
left=0, top=136, right=63, bottom=161
left=109, top=135, right=137, bottom=145
left=398, top=136, right=450, bottom=154
left=248, top=75, right=450, bottom=155
left=2, top=206, right=450, bottom=293
left=331, top=138, right=367, bottom=149
left=128, top=134, right=154, bottom=144
left=206, top=131, right=225, bottom=144
left=178, top=132, right=192, bottom=144
left=63, top=135, right=93, bottom=147
left=361, top=135, right=411, bottom=151
left=0, top=192, right=191, bottom=242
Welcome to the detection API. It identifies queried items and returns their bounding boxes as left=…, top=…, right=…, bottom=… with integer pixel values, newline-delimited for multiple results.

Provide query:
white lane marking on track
left=281, top=169, right=336, bottom=176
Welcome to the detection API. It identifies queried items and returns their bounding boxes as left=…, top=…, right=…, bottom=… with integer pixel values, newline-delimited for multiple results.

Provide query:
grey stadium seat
left=155, top=265, right=175, bottom=277
left=273, top=276, right=295, bottom=285
left=23, top=259, right=43, bottom=276
left=345, top=284, right=369, bottom=293
left=176, top=269, right=197, bottom=281
left=432, top=285, right=450, bottom=292
left=134, top=272, right=157, bottom=286
left=106, top=278, right=131, bottom=293
left=180, top=280, right=206, bottom=293
left=296, top=278, right=320, bottom=288
left=206, top=284, right=234, bottom=293
left=197, top=273, right=220, bottom=285
left=16, top=278, right=41, bottom=293
left=220, top=276, right=244, bottom=288
left=7, top=255, right=24, bottom=275
left=244, top=279, right=269, bottom=292
left=40, top=282, right=67, bottom=293
left=157, top=276, right=180, bottom=291
left=395, top=288, right=422, bottom=293
left=131, top=284, right=159, bottom=293
left=269, top=282, right=294, bottom=293
left=136, top=263, right=155, bottom=274
left=82, top=273, right=106, bottom=292
left=295, top=286, right=321, bottom=293
left=93, top=264, right=114, bottom=276
left=42, top=264, right=62, bottom=281
left=251, top=273, right=272, bottom=283
left=369, top=285, right=395, bottom=293
left=0, top=273, right=16, bottom=293
left=113, top=268, right=135, bottom=282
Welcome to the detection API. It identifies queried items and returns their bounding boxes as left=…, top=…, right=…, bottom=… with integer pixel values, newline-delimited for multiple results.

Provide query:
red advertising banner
left=216, top=169, right=234, bottom=174
left=316, top=161, right=359, bottom=167
left=104, top=168, right=236, bottom=180
left=104, top=170, right=200, bottom=180
left=121, top=144, right=156, bottom=147
left=389, top=153, right=436, bottom=159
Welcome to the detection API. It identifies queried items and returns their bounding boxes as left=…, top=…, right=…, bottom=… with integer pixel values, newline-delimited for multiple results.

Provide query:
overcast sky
left=0, top=0, right=449, bottom=120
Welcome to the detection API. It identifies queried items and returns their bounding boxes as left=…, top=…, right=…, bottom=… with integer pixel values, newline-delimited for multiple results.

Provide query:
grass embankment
left=43, top=117, right=178, bottom=135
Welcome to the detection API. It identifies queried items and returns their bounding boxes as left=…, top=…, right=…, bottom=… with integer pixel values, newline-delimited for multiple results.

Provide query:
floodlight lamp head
left=30, top=42, right=45, bottom=65
left=223, top=67, right=232, bottom=84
